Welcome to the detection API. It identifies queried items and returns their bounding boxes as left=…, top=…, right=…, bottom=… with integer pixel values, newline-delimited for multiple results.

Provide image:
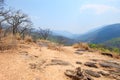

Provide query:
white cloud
left=80, top=4, right=120, bottom=15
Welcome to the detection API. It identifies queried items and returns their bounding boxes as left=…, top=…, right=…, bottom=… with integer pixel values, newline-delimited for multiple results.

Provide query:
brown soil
left=0, top=42, right=119, bottom=80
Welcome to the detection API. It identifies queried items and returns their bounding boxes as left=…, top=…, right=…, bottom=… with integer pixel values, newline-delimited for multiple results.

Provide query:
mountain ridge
left=78, top=23, right=120, bottom=43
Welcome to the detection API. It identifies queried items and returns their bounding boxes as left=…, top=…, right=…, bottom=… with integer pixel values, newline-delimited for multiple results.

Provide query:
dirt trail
left=0, top=43, right=119, bottom=80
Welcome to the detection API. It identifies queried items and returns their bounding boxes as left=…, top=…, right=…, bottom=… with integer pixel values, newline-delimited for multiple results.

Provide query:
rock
left=65, top=67, right=94, bottom=80
left=85, top=70, right=101, bottom=78
left=84, top=62, right=98, bottom=68
left=99, top=61, right=120, bottom=69
left=99, top=61, right=120, bottom=80
left=76, top=67, right=83, bottom=76
left=76, top=61, right=82, bottom=64
left=47, top=59, right=72, bottom=66
left=108, top=69, right=120, bottom=77
left=65, top=70, right=76, bottom=78
left=99, top=62, right=111, bottom=68
left=65, top=68, right=84, bottom=80
left=84, top=74, right=94, bottom=80
left=101, top=52, right=113, bottom=57
left=97, top=71, right=109, bottom=76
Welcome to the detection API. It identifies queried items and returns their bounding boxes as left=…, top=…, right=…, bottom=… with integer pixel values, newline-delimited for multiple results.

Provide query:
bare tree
left=6, top=10, right=31, bottom=36
left=0, top=8, right=11, bottom=40
left=18, top=22, right=33, bottom=39
left=0, top=8, right=10, bottom=29
left=56, top=36, right=66, bottom=45
left=0, top=0, right=4, bottom=8
left=38, top=27, right=51, bottom=40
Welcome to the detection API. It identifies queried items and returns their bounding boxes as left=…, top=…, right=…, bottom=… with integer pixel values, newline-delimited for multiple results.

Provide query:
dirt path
left=0, top=43, right=119, bottom=80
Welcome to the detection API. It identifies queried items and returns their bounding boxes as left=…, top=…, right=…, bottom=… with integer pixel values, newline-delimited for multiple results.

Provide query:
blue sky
left=6, top=0, right=120, bottom=34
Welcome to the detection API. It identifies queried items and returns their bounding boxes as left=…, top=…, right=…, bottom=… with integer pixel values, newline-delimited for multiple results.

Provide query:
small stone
left=29, top=63, right=36, bottom=69
left=76, top=61, right=82, bottom=64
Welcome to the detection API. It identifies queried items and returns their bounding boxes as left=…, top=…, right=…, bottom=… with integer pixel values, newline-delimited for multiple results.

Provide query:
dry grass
left=47, top=42, right=63, bottom=51
left=73, top=42, right=90, bottom=50
left=73, top=43, right=80, bottom=48
left=25, top=36, right=33, bottom=43
left=37, top=40, right=64, bottom=51
left=0, top=34, right=17, bottom=51
left=15, top=33, right=21, bottom=40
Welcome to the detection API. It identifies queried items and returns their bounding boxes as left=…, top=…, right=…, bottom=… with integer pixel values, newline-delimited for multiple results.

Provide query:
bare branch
left=38, top=27, right=51, bottom=40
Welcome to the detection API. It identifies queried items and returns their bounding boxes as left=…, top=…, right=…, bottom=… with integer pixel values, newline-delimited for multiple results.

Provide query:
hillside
left=0, top=41, right=120, bottom=80
left=48, top=35, right=77, bottom=45
left=78, top=23, right=120, bottom=43
left=103, top=37, right=120, bottom=48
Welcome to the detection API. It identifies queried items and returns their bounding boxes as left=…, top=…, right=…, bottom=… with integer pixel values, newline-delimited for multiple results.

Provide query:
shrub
left=89, top=44, right=97, bottom=48
left=0, top=35, right=17, bottom=51
left=16, top=33, right=21, bottom=40
left=89, top=43, right=120, bottom=55
left=25, top=36, right=33, bottom=43
left=47, top=42, right=63, bottom=51
left=73, top=43, right=80, bottom=48
left=73, top=42, right=90, bottom=50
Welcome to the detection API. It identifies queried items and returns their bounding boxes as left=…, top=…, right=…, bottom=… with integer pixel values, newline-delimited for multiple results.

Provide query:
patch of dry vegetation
left=0, top=35, right=17, bottom=51
left=73, top=42, right=90, bottom=50
left=47, top=42, right=63, bottom=51
left=25, top=36, right=33, bottom=43
left=0, top=33, right=34, bottom=51
left=37, top=39, right=64, bottom=51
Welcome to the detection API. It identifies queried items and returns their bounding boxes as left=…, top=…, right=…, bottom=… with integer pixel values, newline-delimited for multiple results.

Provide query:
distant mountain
left=78, top=23, right=120, bottom=43
left=103, top=38, right=120, bottom=48
left=52, top=30, right=79, bottom=39
left=48, top=35, right=77, bottom=45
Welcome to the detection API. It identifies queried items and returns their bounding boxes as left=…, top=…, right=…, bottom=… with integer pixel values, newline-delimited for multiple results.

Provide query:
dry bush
left=0, top=42, right=17, bottom=51
left=37, top=40, right=64, bottom=51
left=0, top=34, right=17, bottom=51
left=25, top=35, right=33, bottom=43
left=37, top=39, right=50, bottom=47
left=73, top=43, right=80, bottom=48
left=47, top=42, right=63, bottom=51
left=15, top=33, right=21, bottom=40
left=73, top=42, right=90, bottom=50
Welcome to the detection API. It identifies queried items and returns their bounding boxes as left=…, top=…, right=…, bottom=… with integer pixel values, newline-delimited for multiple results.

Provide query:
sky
left=6, top=0, right=120, bottom=34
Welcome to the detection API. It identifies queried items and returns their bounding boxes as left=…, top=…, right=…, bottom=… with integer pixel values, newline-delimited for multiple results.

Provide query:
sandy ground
left=0, top=42, right=119, bottom=80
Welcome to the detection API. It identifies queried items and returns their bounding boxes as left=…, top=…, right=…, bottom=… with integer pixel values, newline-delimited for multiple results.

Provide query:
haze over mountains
left=54, top=23, right=120, bottom=44
left=52, top=30, right=80, bottom=39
